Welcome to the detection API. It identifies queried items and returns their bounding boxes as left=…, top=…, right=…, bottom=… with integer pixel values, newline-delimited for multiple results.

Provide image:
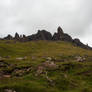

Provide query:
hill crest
left=2, top=26, right=92, bottom=50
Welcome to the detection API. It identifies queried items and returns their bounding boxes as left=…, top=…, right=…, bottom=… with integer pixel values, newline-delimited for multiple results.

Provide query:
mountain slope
left=0, top=40, right=92, bottom=92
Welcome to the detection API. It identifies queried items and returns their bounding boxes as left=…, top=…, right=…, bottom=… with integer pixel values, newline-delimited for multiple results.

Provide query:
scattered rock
left=3, top=75, right=11, bottom=78
left=36, top=61, right=58, bottom=76
left=13, top=67, right=31, bottom=77
left=4, top=89, right=16, bottom=92
left=75, top=56, right=86, bottom=62
left=43, top=61, right=58, bottom=70
left=14, top=69, right=25, bottom=76
left=45, top=71, right=55, bottom=86
left=0, top=60, right=9, bottom=67
left=16, top=57, right=27, bottom=60
left=46, top=57, right=52, bottom=61
left=35, top=66, right=45, bottom=76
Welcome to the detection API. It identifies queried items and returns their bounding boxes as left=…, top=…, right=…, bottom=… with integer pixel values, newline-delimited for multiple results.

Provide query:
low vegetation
left=0, top=40, right=92, bottom=92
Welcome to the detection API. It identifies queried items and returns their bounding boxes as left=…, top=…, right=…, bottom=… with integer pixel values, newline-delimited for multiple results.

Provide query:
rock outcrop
left=27, top=30, right=52, bottom=41
left=52, top=27, right=73, bottom=42
left=4, top=34, right=13, bottom=40
left=14, top=32, right=20, bottom=40
left=1, top=26, right=92, bottom=50
left=73, top=38, right=92, bottom=49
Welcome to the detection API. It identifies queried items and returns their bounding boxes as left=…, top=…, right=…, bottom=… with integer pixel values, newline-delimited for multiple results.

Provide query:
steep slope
left=0, top=40, right=92, bottom=92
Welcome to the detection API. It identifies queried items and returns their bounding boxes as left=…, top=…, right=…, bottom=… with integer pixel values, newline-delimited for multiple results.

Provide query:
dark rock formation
left=2, top=26, right=92, bottom=50
left=4, top=34, right=13, bottom=40
left=19, top=34, right=28, bottom=42
left=14, top=32, right=20, bottom=40
left=52, top=27, right=73, bottom=42
left=28, top=30, right=52, bottom=41
left=73, top=38, right=92, bottom=49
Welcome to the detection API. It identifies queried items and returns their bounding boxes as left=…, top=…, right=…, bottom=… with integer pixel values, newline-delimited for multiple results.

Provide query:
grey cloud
left=0, top=0, right=92, bottom=45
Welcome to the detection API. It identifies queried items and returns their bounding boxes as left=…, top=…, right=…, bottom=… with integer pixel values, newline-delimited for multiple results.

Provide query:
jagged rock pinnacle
left=14, top=32, right=20, bottom=40
left=57, top=26, right=64, bottom=34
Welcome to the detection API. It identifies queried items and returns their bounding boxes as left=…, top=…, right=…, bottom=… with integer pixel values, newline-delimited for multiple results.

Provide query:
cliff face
left=3, top=26, right=92, bottom=50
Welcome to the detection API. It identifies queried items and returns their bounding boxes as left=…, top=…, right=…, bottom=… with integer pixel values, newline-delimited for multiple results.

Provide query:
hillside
left=0, top=40, right=92, bottom=92
left=3, top=27, right=92, bottom=50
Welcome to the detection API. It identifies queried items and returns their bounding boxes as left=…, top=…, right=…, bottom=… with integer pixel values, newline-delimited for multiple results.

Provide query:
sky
left=0, top=0, right=92, bottom=45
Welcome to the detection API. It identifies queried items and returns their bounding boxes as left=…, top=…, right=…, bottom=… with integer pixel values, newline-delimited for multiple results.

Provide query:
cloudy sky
left=0, top=0, right=92, bottom=45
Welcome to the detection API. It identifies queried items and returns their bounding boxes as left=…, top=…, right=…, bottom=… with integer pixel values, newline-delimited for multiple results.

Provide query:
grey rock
left=4, top=34, right=13, bottom=40
left=52, top=26, right=73, bottom=42
left=28, top=30, right=52, bottom=40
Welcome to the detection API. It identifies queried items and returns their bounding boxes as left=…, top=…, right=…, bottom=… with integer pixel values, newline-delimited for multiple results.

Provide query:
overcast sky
left=0, top=0, right=92, bottom=45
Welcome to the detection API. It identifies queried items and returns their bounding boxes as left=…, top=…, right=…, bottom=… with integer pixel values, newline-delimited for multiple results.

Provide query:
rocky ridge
left=3, top=26, right=92, bottom=49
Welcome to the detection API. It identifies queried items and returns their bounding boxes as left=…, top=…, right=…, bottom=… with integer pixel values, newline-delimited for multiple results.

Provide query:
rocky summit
left=3, top=26, right=92, bottom=50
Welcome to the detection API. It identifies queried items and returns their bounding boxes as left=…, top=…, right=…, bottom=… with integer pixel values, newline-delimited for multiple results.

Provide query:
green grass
left=0, top=40, right=92, bottom=92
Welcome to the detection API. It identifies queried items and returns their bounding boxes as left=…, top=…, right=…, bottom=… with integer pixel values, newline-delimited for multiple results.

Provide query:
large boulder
left=27, top=30, right=52, bottom=40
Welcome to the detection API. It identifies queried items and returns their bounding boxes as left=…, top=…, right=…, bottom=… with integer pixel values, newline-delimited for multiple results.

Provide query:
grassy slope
left=0, top=40, right=92, bottom=92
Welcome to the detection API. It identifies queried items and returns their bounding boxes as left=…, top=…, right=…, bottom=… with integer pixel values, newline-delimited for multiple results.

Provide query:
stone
left=35, top=66, right=45, bottom=76
left=14, top=69, right=25, bottom=76
left=42, top=61, right=58, bottom=70
left=3, top=75, right=11, bottom=78
left=16, top=57, right=27, bottom=60
left=4, top=89, right=16, bottom=92
left=75, top=56, right=86, bottom=62
left=46, top=57, right=52, bottom=61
